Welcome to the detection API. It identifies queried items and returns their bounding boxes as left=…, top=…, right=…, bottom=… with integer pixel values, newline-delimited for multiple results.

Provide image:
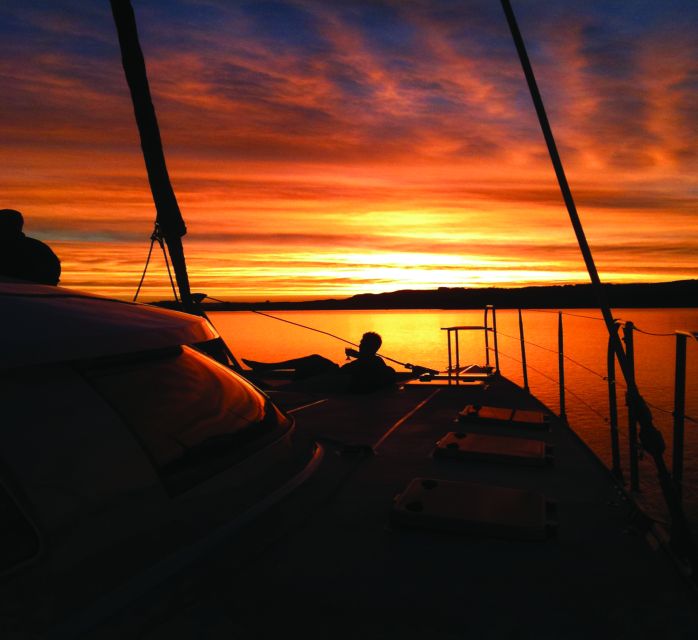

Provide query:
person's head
left=0, top=209, right=24, bottom=237
left=359, top=331, right=382, bottom=356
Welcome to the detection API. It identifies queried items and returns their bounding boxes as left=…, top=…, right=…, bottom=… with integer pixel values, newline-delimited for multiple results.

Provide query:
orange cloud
left=1, top=1, right=696, bottom=300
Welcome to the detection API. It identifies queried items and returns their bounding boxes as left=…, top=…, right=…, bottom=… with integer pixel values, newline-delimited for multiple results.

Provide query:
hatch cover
left=458, top=404, right=549, bottom=430
left=434, top=432, right=553, bottom=466
left=392, top=477, right=556, bottom=541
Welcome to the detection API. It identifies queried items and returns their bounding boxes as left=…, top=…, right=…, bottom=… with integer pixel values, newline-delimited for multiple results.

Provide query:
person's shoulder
left=17, top=235, right=61, bottom=285
left=23, top=235, right=59, bottom=258
left=374, top=355, right=393, bottom=369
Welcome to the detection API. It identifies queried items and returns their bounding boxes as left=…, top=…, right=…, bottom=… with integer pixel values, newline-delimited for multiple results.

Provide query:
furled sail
left=110, top=0, right=193, bottom=312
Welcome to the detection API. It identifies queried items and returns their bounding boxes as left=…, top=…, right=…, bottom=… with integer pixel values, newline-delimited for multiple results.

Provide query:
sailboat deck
left=102, top=375, right=697, bottom=638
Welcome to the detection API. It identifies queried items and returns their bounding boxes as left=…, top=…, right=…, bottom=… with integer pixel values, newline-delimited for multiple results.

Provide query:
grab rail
left=441, top=305, right=500, bottom=386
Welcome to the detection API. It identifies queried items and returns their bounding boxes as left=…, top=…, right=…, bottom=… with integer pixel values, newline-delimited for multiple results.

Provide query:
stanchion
left=557, top=313, right=566, bottom=423
left=623, top=322, right=640, bottom=492
left=672, top=332, right=689, bottom=499
left=607, top=321, right=623, bottom=482
left=518, top=309, right=529, bottom=392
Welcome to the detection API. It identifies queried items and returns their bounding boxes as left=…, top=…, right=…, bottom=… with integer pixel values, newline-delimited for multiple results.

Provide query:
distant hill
left=183, top=279, right=698, bottom=311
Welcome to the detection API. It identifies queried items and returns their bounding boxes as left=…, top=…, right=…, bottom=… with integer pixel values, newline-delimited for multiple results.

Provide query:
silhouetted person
left=0, top=209, right=61, bottom=285
left=244, top=331, right=396, bottom=393
left=338, top=332, right=397, bottom=392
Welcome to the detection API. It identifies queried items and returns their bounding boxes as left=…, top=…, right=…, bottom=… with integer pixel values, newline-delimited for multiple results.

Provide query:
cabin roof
left=0, top=281, right=217, bottom=369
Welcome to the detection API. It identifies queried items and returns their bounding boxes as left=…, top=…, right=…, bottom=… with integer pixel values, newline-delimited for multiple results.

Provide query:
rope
left=133, top=233, right=157, bottom=302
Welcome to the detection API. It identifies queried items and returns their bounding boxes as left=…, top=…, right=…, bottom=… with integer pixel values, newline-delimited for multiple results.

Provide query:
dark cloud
left=241, top=1, right=330, bottom=54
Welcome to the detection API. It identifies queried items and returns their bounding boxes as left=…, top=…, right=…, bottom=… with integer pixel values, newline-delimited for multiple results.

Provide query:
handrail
left=441, top=318, right=498, bottom=385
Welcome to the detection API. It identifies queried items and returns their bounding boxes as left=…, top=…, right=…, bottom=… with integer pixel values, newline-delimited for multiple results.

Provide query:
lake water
left=210, top=308, right=698, bottom=529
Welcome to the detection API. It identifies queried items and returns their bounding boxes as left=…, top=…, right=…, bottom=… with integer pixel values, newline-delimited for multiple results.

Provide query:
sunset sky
left=2, top=1, right=697, bottom=300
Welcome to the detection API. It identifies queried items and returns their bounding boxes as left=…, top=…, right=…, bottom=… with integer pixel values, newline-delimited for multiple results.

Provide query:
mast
left=109, top=0, right=194, bottom=313
left=500, top=0, right=695, bottom=564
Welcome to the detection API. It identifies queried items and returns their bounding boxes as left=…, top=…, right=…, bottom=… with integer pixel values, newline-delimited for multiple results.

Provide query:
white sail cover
left=0, top=281, right=218, bottom=369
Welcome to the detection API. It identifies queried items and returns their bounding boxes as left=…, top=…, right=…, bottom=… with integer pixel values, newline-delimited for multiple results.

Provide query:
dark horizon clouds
left=1, top=0, right=696, bottom=299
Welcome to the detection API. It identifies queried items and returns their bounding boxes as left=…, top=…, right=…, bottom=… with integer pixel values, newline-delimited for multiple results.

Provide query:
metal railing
left=441, top=305, right=500, bottom=385
left=487, top=307, right=697, bottom=504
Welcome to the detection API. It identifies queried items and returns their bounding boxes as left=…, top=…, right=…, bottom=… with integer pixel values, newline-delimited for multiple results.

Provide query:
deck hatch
left=459, top=404, right=549, bottom=430
left=512, top=409, right=548, bottom=426
left=434, top=432, right=553, bottom=466
left=392, top=477, right=555, bottom=541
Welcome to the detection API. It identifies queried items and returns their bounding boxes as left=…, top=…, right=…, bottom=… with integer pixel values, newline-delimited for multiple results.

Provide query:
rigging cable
left=203, top=298, right=437, bottom=373
left=133, top=231, right=156, bottom=302
left=246, top=311, right=434, bottom=372
left=132, top=223, right=180, bottom=304
left=493, top=346, right=609, bottom=423
left=526, top=309, right=605, bottom=322
left=495, top=346, right=698, bottom=427
left=632, top=327, right=677, bottom=338
left=158, top=233, right=180, bottom=303
left=590, top=376, right=697, bottom=425
left=251, top=309, right=360, bottom=349
left=495, top=328, right=607, bottom=380
left=643, top=401, right=698, bottom=426
left=203, top=299, right=361, bottom=349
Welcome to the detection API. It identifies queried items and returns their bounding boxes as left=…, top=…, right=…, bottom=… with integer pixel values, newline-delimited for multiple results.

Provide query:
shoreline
left=154, top=280, right=698, bottom=311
